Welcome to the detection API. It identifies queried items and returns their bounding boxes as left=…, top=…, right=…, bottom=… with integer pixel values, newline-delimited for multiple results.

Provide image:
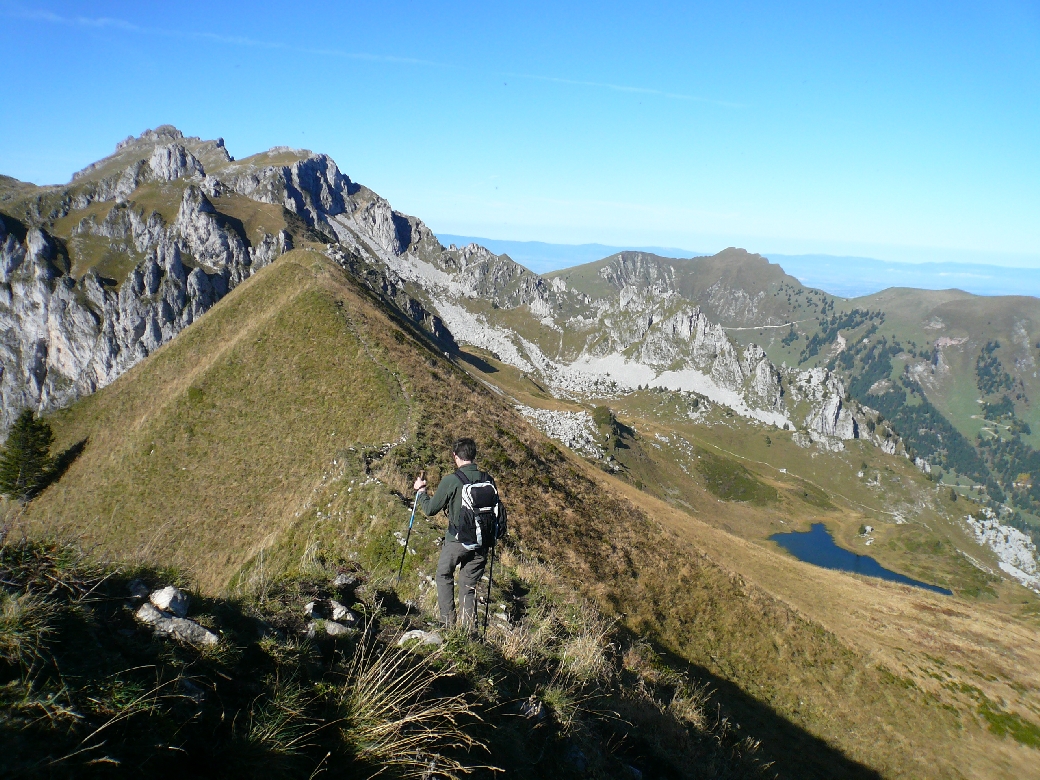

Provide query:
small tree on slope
left=0, top=410, right=54, bottom=503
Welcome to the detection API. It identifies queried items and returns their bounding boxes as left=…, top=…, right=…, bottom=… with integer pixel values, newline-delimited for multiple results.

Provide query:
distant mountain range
left=435, top=234, right=702, bottom=275
left=438, top=234, right=1040, bottom=299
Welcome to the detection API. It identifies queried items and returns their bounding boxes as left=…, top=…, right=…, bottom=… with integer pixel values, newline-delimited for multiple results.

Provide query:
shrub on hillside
left=0, top=410, right=54, bottom=502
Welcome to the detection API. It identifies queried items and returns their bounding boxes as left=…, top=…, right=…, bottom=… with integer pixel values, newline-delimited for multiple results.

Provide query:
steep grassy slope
left=457, top=343, right=1040, bottom=777
left=9, top=250, right=1040, bottom=778
left=24, top=251, right=408, bottom=588
left=853, top=287, right=1040, bottom=445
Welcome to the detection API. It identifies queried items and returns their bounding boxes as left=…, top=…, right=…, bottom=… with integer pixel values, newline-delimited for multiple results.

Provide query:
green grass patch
left=789, top=480, right=834, bottom=510
left=978, top=699, right=1040, bottom=748
left=697, top=451, right=777, bottom=504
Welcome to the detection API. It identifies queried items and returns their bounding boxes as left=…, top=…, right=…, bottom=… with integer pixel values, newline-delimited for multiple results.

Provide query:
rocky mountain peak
left=75, top=126, right=230, bottom=187
left=1, top=128, right=867, bottom=453
left=599, top=252, right=678, bottom=294
left=148, top=143, right=205, bottom=182
left=135, top=124, right=185, bottom=144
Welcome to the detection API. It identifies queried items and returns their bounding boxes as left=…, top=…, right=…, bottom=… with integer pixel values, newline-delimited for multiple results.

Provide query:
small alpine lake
left=770, top=523, right=953, bottom=595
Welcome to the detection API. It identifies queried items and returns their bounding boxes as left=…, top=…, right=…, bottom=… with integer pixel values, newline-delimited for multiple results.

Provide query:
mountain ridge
left=5, top=125, right=1040, bottom=778
left=18, top=246, right=1040, bottom=779
left=439, top=233, right=1040, bottom=298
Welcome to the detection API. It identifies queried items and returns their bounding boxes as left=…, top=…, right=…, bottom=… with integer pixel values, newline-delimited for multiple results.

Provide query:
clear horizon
left=1, top=1, right=1037, bottom=268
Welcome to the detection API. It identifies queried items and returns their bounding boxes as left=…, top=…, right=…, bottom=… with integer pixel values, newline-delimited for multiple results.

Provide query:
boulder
left=332, top=572, right=358, bottom=588
left=150, top=585, right=189, bottom=617
left=397, top=629, right=443, bottom=647
left=135, top=603, right=218, bottom=646
left=329, top=599, right=358, bottom=625
left=304, top=599, right=359, bottom=625
left=323, top=620, right=353, bottom=637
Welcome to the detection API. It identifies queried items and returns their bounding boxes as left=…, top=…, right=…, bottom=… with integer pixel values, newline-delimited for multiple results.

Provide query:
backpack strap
left=456, top=468, right=492, bottom=485
left=448, top=469, right=468, bottom=539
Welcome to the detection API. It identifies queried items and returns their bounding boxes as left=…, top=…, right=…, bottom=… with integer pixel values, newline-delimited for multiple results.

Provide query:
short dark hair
left=452, top=437, right=477, bottom=462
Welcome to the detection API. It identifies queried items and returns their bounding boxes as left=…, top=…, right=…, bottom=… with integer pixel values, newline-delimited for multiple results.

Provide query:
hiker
left=413, top=437, right=503, bottom=630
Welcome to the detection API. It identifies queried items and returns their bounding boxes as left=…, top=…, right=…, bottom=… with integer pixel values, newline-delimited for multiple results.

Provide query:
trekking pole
left=396, top=471, right=424, bottom=585
left=482, top=544, right=496, bottom=639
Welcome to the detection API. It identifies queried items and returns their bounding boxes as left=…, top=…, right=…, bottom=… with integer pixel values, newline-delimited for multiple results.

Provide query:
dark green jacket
left=417, top=463, right=495, bottom=542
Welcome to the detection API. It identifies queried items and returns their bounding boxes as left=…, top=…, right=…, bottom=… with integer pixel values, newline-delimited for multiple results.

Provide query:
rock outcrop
left=0, top=125, right=858, bottom=444
left=0, top=130, right=300, bottom=429
left=132, top=584, right=218, bottom=646
left=793, top=368, right=859, bottom=441
left=136, top=602, right=219, bottom=646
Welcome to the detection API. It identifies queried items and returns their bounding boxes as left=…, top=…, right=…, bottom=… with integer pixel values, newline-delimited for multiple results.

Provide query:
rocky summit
left=1, top=126, right=867, bottom=454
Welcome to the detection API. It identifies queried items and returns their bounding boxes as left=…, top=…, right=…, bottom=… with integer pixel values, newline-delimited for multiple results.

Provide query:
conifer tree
left=0, top=409, right=54, bottom=502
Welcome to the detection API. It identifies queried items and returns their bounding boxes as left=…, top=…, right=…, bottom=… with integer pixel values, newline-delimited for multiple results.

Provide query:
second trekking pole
left=396, top=471, right=424, bottom=586
left=482, top=544, right=496, bottom=638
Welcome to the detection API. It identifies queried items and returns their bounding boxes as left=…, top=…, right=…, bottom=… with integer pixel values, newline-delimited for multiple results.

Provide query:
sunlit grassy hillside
left=10, top=250, right=1040, bottom=779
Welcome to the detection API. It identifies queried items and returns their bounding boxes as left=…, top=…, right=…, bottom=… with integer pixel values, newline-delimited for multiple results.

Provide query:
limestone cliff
left=1, top=126, right=860, bottom=446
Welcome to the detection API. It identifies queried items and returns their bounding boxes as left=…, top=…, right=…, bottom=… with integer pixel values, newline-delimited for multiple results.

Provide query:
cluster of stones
left=514, top=404, right=603, bottom=459
left=130, top=583, right=219, bottom=646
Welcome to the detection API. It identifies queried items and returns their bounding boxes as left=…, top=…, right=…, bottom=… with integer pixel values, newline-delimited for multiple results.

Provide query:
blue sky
left=1, top=1, right=1038, bottom=266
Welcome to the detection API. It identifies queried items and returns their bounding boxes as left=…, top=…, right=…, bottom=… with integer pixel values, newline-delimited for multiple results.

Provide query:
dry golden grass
left=594, top=465, right=1040, bottom=779
left=16, top=248, right=1040, bottom=778
left=20, top=250, right=408, bottom=590
left=336, top=640, right=485, bottom=779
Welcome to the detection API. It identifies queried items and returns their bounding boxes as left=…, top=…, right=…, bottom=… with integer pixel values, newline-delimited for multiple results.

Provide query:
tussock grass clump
left=337, top=641, right=483, bottom=778
left=433, top=546, right=769, bottom=779
left=0, top=591, right=53, bottom=669
left=0, top=535, right=488, bottom=779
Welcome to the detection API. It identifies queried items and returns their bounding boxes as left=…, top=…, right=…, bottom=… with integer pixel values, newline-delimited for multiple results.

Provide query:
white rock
left=150, top=585, right=189, bottom=618
left=397, top=629, right=443, bottom=647
left=324, top=620, right=353, bottom=636
left=515, top=404, right=603, bottom=459
left=332, top=573, right=358, bottom=588
left=329, top=599, right=358, bottom=625
left=965, top=514, right=1040, bottom=593
left=135, top=603, right=218, bottom=646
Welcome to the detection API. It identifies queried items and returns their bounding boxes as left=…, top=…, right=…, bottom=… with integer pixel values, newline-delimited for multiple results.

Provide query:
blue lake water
left=770, top=523, right=953, bottom=595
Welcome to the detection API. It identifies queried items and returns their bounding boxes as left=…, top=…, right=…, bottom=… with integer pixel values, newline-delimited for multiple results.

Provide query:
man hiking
left=413, top=437, right=502, bottom=630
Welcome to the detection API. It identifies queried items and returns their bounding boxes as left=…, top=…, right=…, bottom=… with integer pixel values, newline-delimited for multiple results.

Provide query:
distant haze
left=436, top=235, right=703, bottom=275
left=438, top=234, right=1040, bottom=300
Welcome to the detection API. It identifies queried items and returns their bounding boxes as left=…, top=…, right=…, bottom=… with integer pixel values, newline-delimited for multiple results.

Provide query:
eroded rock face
left=796, top=368, right=859, bottom=440
left=0, top=132, right=297, bottom=430
left=0, top=218, right=245, bottom=429
left=1, top=125, right=852, bottom=446
left=148, top=143, right=204, bottom=182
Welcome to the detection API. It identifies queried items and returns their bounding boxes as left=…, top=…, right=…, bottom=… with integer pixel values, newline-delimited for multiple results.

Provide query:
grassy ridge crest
left=8, top=250, right=1040, bottom=779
